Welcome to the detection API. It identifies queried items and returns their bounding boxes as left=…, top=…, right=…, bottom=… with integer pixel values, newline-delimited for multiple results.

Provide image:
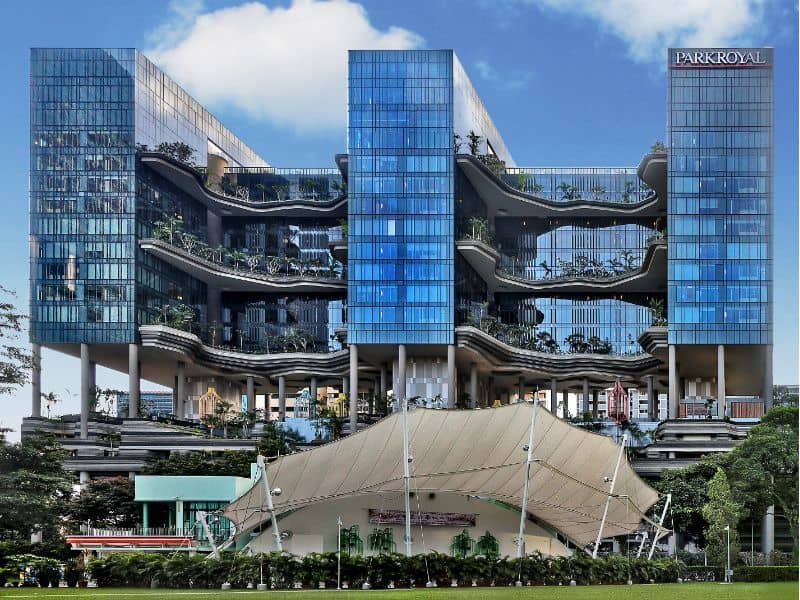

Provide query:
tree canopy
left=66, top=477, right=138, bottom=530
left=0, top=286, right=32, bottom=396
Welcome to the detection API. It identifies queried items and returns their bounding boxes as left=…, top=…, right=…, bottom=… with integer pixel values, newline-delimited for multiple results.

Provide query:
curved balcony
left=456, top=325, right=661, bottom=382
left=140, top=238, right=346, bottom=294
left=637, top=326, right=668, bottom=363
left=139, top=325, right=349, bottom=379
left=457, top=154, right=665, bottom=218
left=636, top=152, right=667, bottom=203
left=457, top=237, right=667, bottom=294
left=139, top=152, right=347, bottom=217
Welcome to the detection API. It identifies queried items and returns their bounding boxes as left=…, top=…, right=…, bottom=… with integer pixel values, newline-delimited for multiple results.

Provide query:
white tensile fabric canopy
left=224, top=403, right=660, bottom=547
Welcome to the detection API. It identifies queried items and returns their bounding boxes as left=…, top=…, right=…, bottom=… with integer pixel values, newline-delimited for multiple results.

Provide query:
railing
left=679, top=396, right=764, bottom=420
left=81, top=526, right=191, bottom=537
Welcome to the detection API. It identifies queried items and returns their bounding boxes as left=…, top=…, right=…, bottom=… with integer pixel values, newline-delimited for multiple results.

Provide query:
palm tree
left=453, top=133, right=463, bottom=153
left=475, top=531, right=499, bottom=559
left=531, top=181, right=545, bottom=196
left=538, top=260, right=552, bottom=278
left=215, top=399, right=233, bottom=439
left=556, top=181, right=579, bottom=200
left=565, top=332, right=588, bottom=354
left=450, top=530, right=475, bottom=558
left=254, top=183, right=268, bottom=201
left=273, top=183, right=290, bottom=201
left=41, top=391, right=60, bottom=418
left=467, top=130, right=482, bottom=156
left=590, top=185, right=606, bottom=201
left=648, top=297, right=667, bottom=326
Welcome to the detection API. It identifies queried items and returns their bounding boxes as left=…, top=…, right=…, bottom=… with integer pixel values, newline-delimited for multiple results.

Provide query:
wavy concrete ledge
left=457, top=238, right=667, bottom=294
left=140, top=239, right=346, bottom=294
left=636, top=152, right=667, bottom=203
left=140, top=152, right=347, bottom=217
left=139, top=325, right=350, bottom=379
left=455, top=326, right=661, bottom=382
left=457, top=154, right=665, bottom=218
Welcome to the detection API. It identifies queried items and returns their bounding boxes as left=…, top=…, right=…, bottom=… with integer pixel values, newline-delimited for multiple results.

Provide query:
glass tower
left=667, top=48, right=772, bottom=346
left=347, top=50, right=455, bottom=345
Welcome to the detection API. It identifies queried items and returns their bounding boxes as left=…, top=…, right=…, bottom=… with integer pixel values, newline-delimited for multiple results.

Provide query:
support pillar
left=278, top=376, right=286, bottom=422
left=142, top=502, right=149, bottom=531
left=763, top=345, right=773, bottom=410
left=246, top=375, right=255, bottom=414
left=177, top=361, right=186, bottom=418
left=128, top=344, right=140, bottom=418
left=379, top=364, right=387, bottom=400
left=349, top=344, right=358, bottom=434
left=310, top=376, right=318, bottom=419
left=176, top=500, right=184, bottom=535
left=80, top=344, right=90, bottom=439
left=582, top=378, right=590, bottom=415
left=717, top=344, right=726, bottom=418
left=79, top=471, right=90, bottom=485
left=668, top=345, right=679, bottom=419
left=562, top=389, right=569, bottom=418
left=761, top=505, right=775, bottom=556
left=398, top=345, right=407, bottom=406
left=646, top=375, right=656, bottom=420
left=469, top=363, right=478, bottom=409
left=592, top=389, right=599, bottom=420
left=550, top=379, right=558, bottom=414
left=31, top=343, right=41, bottom=417
left=517, top=376, right=525, bottom=403
left=447, top=344, right=456, bottom=408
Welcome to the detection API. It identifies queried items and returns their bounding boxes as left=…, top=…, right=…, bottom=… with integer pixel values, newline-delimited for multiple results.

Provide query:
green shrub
left=735, top=566, right=799, bottom=582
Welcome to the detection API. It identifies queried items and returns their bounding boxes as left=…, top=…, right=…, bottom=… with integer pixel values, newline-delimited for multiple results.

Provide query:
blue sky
left=1, top=0, right=797, bottom=438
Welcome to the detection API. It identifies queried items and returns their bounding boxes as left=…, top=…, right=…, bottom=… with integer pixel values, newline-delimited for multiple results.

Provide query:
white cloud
left=474, top=59, right=533, bottom=90
left=146, top=0, right=423, bottom=133
left=516, top=0, right=770, bottom=63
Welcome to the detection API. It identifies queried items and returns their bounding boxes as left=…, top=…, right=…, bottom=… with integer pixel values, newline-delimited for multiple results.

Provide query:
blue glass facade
left=667, top=48, right=773, bottom=345
left=347, top=50, right=455, bottom=344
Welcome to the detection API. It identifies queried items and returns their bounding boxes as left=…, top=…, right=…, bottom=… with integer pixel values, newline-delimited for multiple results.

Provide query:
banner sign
left=368, top=509, right=476, bottom=527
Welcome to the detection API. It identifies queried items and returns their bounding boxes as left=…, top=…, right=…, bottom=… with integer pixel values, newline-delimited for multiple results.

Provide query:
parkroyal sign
left=672, top=49, right=770, bottom=68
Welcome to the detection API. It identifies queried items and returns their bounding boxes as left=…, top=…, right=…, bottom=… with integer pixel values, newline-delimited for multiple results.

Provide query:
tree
left=40, top=391, right=60, bottom=418
left=154, top=141, right=196, bottom=166
left=0, top=434, right=73, bottom=558
left=144, top=451, right=258, bottom=478
left=214, top=399, right=233, bottom=439
left=773, top=385, right=798, bottom=407
left=256, top=420, right=301, bottom=457
left=0, top=287, right=32, bottom=396
left=466, top=130, right=482, bottom=156
left=702, top=468, right=743, bottom=566
left=453, top=133, right=462, bottom=153
left=67, top=477, right=138, bottom=530
left=650, top=140, right=667, bottom=153
left=725, top=406, right=799, bottom=552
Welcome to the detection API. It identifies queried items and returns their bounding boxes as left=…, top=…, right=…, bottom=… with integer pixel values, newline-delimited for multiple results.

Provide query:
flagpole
left=401, top=396, right=412, bottom=556
left=337, top=516, right=342, bottom=590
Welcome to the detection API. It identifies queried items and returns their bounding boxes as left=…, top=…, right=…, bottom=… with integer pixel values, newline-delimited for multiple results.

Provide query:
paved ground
left=0, top=582, right=797, bottom=599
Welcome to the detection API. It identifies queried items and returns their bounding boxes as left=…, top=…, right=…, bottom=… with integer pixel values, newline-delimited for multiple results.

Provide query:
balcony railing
left=679, top=396, right=764, bottom=420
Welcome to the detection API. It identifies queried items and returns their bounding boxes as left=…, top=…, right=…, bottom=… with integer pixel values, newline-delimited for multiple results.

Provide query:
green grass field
left=0, top=582, right=797, bottom=599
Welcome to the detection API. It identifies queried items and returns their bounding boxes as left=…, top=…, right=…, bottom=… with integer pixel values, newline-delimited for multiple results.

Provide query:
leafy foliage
left=66, top=477, right=138, bottom=530
left=702, top=468, right=743, bottom=565
left=143, top=451, right=258, bottom=478
left=0, top=286, right=32, bottom=396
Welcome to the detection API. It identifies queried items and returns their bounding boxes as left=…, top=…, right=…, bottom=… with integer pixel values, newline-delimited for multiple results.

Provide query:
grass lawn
left=0, top=582, right=797, bottom=599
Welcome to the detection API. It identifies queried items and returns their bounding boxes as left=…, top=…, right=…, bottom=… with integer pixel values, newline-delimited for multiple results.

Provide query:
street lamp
left=724, top=525, right=731, bottom=583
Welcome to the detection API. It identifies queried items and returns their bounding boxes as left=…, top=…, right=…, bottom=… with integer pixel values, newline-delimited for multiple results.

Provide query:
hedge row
left=88, top=551, right=686, bottom=589
left=735, top=566, right=799, bottom=582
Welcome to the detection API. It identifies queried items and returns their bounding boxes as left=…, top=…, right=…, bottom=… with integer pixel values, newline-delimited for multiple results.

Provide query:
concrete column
left=128, top=344, right=140, bottom=418
left=79, top=471, right=90, bottom=485
left=349, top=344, right=358, bottom=434
left=562, top=389, right=569, bottom=418
left=31, top=343, right=41, bottom=418
left=310, top=377, right=318, bottom=419
left=176, top=362, right=186, bottom=418
left=398, top=345, right=407, bottom=405
left=278, top=376, right=286, bottom=422
left=207, top=287, right=222, bottom=330
left=391, top=359, right=398, bottom=406
left=646, top=375, right=656, bottom=420
left=517, top=377, right=525, bottom=403
left=80, top=344, right=90, bottom=440
left=469, top=363, right=478, bottom=409
left=763, top=345, right=773, bottom=410
left=592, top=390, right=599, bottom=420
left=488, top=376, right=495, bottom=407
left=245, top=375, right=255, bottom=414
left=717, top=344, right=726, bottom=418
left=668, top=345, right=679, bottom=419
left=762, top=505, right=775, bottom=556
left=582, top=378, right=590, bottom=415
left=342, top=376, right=349, bottom=397
left=379, top=364, right=387, bottom=400
left=176, top=500, right=184, bottom=534
left=550, top=379, right=558, bottom=414
left=142, top=502, right=149, bottom=531
left=88, top=361, right=96, bottom=398
left=447, top=344, right=456, bottom=408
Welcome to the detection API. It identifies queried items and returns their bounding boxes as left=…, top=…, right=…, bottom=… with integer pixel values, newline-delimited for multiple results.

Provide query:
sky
left=1, top=0, right=797, bottom=439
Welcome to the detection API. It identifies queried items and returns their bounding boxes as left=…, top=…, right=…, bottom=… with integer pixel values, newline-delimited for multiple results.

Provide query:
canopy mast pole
left=257, top=454, right=283, bottom=552
left=648, top=493, right=671, bottom=560
left=592, top=432, right=627, bottom=558
left=636, top=531, right=648, bottom=557
left=401, top=395, right=412, bottom=556
left=516, top=401, right=539, bottom=559
left=197, top=510, right=218, bottom=558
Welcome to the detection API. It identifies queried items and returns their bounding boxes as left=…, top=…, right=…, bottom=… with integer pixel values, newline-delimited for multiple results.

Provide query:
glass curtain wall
left=668, top=49, right=772, bottom=345
left=348, top=50, right=454, bottom=344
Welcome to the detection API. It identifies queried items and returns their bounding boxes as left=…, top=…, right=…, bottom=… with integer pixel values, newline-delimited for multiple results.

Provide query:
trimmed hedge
left=735, top=566, right=799, bottom=582
left=88, top=551, right=687, bottom=589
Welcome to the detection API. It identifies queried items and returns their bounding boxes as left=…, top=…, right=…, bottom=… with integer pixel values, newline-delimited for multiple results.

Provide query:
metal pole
left=401, top=395, right=412, bottom=556
left=257, top=455, right=283, bottom=552
left=516, top=402, right=539, bottom=559
left=648, top=493, right=672, bottom=560
left=593, top=433, right=627, bottom=558
left=337, top=516, right=342, bottom=590
left=726, top=525, right=731, bottom=583
left=637, top=531, right=648, bottom=558
left=197, top=510, right=218, bottom=558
